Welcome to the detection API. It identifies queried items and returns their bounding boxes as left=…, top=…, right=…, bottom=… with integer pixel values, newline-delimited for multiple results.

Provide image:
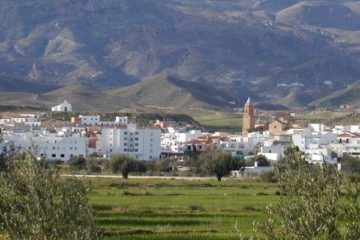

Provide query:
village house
left=51, top=100, right=72, bottom=112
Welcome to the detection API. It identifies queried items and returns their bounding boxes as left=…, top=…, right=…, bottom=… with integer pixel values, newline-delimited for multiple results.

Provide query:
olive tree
left=253, top=146, right=360, bottom=240
left=0, top=152, right=97, bottom=240
left=110, top=154, right=138, bottom=179
left=199, top=151, right=240, bottom=181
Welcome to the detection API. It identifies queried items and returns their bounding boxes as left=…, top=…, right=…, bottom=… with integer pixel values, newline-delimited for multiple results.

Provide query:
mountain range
left=0, top=0, right=360, bottom=112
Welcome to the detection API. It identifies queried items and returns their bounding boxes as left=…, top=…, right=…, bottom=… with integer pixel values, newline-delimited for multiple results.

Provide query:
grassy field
left=88, top=178, right=278, bottom=239
left=195, top=113, right=242, bottom=133
left=295, top=111, right=350, bottom=121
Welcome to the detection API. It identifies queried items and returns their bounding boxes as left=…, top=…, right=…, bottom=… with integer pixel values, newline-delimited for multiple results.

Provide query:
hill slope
left=0, top=76, right=236, bottom=114
left=310, top=81, right=360, bottom=107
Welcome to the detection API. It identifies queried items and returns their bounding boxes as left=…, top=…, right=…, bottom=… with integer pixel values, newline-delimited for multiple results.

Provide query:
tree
left=68, top=155, right=87, bottom=172
left=86, top=153, right=102, bottom=174
left=248, top=155, right=271, bottom=167
left=110, top=154, right=137, bottom=179
left=0, top=152, right=97, bottom=239
left=254, top=145, right=360, bottom=240
left=199, top=151, right=240, bottom=181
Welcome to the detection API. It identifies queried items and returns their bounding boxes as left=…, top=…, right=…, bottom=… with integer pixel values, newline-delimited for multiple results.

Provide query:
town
left=1, top=99, right=359, bottom=177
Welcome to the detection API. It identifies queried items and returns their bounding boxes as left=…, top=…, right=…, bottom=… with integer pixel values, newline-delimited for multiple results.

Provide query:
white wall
left=3, top=133, right=86, bottom=161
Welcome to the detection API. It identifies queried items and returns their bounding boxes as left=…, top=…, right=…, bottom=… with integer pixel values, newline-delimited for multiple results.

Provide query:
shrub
left=0, top=152, right=97, bottom=239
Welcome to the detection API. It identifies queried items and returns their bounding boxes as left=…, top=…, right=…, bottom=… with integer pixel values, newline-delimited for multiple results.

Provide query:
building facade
left=99, top=124, right=161, bottom=160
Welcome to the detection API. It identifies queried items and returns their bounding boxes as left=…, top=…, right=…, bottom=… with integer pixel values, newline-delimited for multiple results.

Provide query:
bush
left=68, top=155, right=87, bottom=172
left=254, top=146, right=360, bottom=239
left=0, top=152, right=97, bottom=239
left=259, top=170, right=278, bottom=183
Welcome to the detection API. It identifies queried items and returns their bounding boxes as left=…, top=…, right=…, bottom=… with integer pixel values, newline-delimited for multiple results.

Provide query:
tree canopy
left=109, top=154, right=141, bottom=179
left=199, top=151, right=241, bottom=181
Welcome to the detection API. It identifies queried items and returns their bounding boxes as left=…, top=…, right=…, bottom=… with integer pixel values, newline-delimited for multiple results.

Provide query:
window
left=124, top=143, right=127, bottom=146
left=52, top=154, right=56, bottom=158
left=135, top=143, right=138, bottom=146
left=124, top=137, right=128, bottom=140
left=61, top=154, right=65, bottom=158
left=135, top=137, right=139, bottom=141
left=124, top=132, right=128, bottom=135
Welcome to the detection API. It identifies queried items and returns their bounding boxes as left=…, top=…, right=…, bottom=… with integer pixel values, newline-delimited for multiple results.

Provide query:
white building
left=79, top=115, right=101, bottom=125
left=51, top=100, right=72, bottom=112
left=115, top=116, right=128, bottom=126
left=99, top=124, right=161, bottom=160
left=79, top=115, right=129, bottom=126
left=161, top=128, right=206, bottom=154
left=3, top=132, right=86, bottom=161
left=0, top=114, right=41, bottom=126
left=292, top=129, right=337, bottom=152
left=259, top=144, right=286, bottom=161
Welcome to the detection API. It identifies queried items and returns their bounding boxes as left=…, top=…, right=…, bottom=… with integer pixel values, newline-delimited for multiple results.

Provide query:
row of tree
left=65, top=152, right=271, bottom=181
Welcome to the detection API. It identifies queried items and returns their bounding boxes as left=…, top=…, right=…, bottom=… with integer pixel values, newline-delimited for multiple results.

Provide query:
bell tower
left=242, top=97, right=255, bottom=137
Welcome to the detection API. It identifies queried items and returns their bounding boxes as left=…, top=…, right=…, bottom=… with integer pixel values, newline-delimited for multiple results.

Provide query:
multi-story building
left=99, top=124, right=161, bottom=160
left=3, top=132, right=86, bottom=161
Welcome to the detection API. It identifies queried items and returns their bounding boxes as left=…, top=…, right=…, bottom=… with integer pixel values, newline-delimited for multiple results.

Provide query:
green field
left=195, top=113, right=242, bottom=133
left=295, top=111, right=350, bottom=121
left=89, top=178, right=278, bottom=239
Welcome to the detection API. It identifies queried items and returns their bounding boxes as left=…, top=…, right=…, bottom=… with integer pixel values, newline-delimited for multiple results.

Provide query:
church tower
left=242, top=97, right=255, bottom=137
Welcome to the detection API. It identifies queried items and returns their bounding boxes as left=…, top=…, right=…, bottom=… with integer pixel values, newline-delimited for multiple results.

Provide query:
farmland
left=195, top=113, right=242, bottom=133
left=88, top=178, right=278, bottom=240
